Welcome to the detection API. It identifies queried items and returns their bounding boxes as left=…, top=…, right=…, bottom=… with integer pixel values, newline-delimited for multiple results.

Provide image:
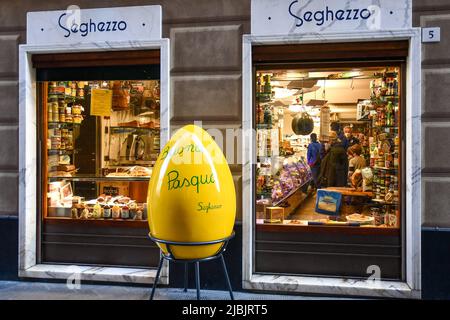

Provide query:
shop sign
left=26, top=5, right=162, bottom=45
left=251, top=0, right=412, bottom=36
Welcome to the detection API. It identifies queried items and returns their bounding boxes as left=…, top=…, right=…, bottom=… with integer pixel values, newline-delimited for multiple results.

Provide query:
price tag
left=422, top=27, right=441, bottom=43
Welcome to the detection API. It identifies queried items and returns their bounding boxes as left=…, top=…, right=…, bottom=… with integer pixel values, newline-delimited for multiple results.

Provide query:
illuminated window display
left=254, top=63, right=404, bottom=279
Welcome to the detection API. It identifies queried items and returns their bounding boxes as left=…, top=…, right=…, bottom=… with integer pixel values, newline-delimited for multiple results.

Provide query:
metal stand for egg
left=149, top=231, right=235, bottom=300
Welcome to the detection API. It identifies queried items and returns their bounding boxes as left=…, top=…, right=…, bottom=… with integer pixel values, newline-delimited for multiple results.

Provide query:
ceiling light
left=273, top=87, right=298, bottom=99
left=288, top=105, right=303, bottom=113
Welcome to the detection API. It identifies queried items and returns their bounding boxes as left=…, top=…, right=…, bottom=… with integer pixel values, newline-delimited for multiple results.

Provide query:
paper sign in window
left=90, top=89, right=112, bottom=116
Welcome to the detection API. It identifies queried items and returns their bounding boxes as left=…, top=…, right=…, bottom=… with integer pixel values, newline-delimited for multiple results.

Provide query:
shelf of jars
left=47, top=149, right=75, bottom=155
left=48, top=122, right=82, bottom=127
left=47, top=175, right=150, bottom=182
left=43, top=216, right=148, bottom=228
left=46, top=186, right=149, bottom=222
left=254, top=73, right=312, bottom=215
left=365, top=68, right=401, bottom=227
left=108, top=126, right=160, bottom=134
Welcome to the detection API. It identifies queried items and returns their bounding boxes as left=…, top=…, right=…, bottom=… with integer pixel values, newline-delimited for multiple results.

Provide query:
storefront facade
left=0, top=0, right=449, bottom=299
left=19, top=5, right=170, bottom=284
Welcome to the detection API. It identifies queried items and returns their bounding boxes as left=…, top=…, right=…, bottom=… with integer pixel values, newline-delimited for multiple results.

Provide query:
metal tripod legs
left=149, top=254, right=234, bottom=300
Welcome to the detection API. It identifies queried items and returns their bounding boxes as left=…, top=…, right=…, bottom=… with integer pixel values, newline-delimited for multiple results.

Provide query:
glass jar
left=73, top=115, right=83, bottom=124
left=51, top=102, right=58, bottom=114
left=103, top=205, right=111, bottom=219
left=121, top=206, right=130, bottom=219
left=112, top=205, right=121, bottom=219
left=72, top=105, right=81, bottom=115
left=93, top=203, right=102, bottom=219
left=371, top=207, right=383, bottom=226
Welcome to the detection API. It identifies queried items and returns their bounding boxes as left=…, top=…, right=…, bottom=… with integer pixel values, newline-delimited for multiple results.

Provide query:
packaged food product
left=86, top=208, right=93, bottom=219
left=345, top=213, right=374, bottom=225
left=76, top=204, right=85, bottom=217
left=121, top=205, right=130, bottom=219
left=71, top=207, right=79, bottom=219
left=80, top=208, right=90, bottom=219
left=93, top=203, right=102, bottom=219
left=129, top=202, right=138, bottom=219
left=371, top=207, right=384, bottom=226
left=103, top=205, right=111, bottom=219
left=112, top=205, right=121, bottom=219
left=73, top=115, right=83, bottom=124
left=135, top=208, right=143, bottom=220
left=72, top=105, right=82, bottom=115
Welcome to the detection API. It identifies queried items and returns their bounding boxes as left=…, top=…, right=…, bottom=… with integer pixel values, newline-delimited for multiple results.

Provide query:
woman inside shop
left=318, top=131, right=349, bottom=187
left=347, top=143, right=366, bottom=183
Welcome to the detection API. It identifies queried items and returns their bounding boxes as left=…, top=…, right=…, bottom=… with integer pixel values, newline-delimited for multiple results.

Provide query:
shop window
left=35, top=52, right=162, bottom=267
left=42, top=79, right=159, bottom=221
left=254, top=63, right=404, bottom=279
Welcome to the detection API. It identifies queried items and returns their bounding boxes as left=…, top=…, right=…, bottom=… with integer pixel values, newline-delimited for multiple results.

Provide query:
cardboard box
left=256, top=202, right=270, bottom=219
left=99, top=182, right=129, bottom=197
left=264, top=207, right=284, bottom=223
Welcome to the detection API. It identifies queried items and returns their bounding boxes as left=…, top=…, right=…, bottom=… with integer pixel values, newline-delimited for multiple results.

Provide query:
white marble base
left=244, top=275, right=419, bottom=299
left=19, top=264, right=168, bottom=285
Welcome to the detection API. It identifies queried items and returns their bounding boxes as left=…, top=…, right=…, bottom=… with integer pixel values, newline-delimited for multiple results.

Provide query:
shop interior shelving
left=47, top=175, right=150, bottom=182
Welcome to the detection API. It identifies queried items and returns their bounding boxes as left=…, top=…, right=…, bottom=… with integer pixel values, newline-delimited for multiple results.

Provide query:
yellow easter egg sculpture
left=147, top=125, right=236, bottom=259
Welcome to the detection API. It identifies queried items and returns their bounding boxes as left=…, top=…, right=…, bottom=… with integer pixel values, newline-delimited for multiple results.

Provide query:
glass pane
left=254, top=65, right=402, bottom=279
left=42, top=80, right=160, bottom=222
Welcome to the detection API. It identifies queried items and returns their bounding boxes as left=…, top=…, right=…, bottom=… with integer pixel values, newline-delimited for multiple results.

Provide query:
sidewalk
left=0, top=281, right=345, bottom=300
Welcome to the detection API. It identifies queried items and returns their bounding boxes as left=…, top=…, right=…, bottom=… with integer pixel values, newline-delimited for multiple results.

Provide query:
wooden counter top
left=322, top=187, right=373, bottom=197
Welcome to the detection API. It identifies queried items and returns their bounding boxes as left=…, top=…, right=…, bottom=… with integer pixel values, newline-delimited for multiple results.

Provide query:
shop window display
left=255, top=66, right=402, bottom=229
left=42, top=79, right=160, bottom=223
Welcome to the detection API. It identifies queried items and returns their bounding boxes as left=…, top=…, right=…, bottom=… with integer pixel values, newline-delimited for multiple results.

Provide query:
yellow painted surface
left=147, top=125, right=236, bottom=259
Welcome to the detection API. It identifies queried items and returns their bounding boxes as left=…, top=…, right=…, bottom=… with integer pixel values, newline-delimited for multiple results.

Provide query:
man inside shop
left=343, top=126, right=360, bottom=148
left=307, top=133, right=322, bottom=189
left=330, top=121, right=348, bottom=150
left=318, top=131, right=349, bottom=187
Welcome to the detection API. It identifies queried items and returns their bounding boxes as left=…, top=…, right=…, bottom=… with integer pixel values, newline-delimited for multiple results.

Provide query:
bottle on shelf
left=386, top=101, right=393, bottom=126
left=263, top=74, right=271, bottom=95
left=256, top=75, right=262, bottom=94
left=263, top=105, right=272, bottom=126
left=257, top=104, right=264, bottom=124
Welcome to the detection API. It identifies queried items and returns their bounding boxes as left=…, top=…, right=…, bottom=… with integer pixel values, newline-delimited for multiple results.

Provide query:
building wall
left=0, top=0, right=249, bottom=288
left=0, top=0, right=249, bottom=219
left=413, top=0, right=450, bottom=299
left=0, top=0, right=449, bottom=298
left=413, top=0, right=450, bottom=228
